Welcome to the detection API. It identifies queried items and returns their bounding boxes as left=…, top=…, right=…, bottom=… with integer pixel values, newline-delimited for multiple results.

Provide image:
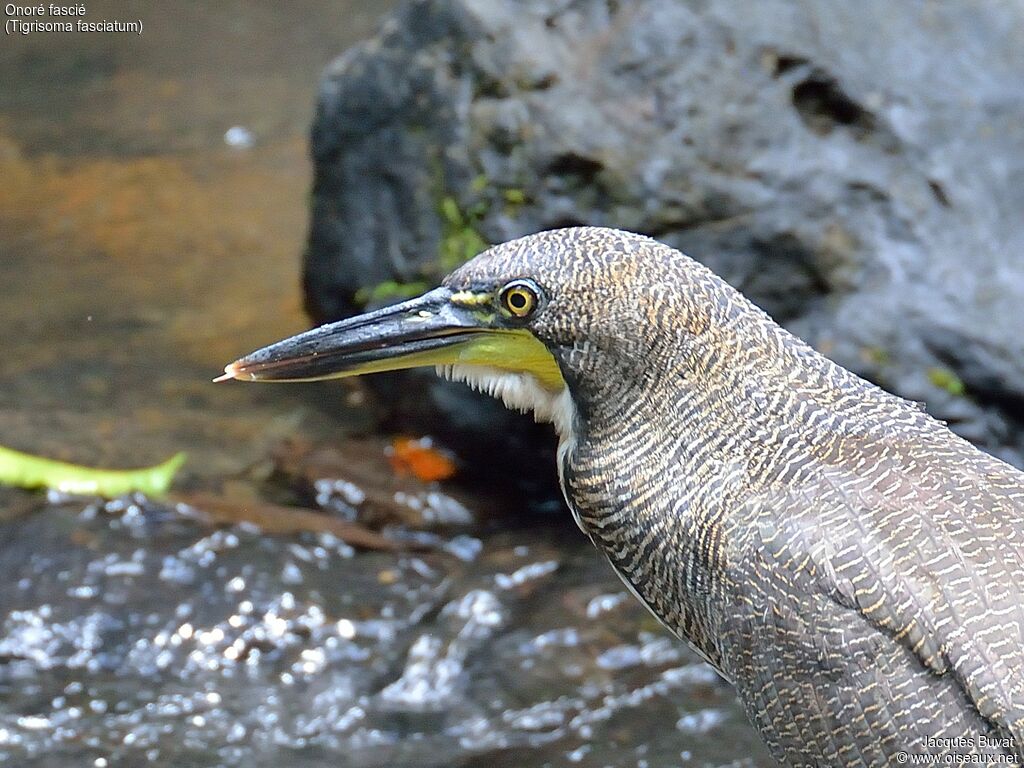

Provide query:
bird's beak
left=218, top=287, right=483, bottom=382
left=217, top=286, right=564, bottom=390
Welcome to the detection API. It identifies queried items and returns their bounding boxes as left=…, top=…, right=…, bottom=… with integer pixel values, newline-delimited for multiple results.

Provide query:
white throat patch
left=436, top=365, right=577, bottom=448
left=437, top=364, right=581, bottom=532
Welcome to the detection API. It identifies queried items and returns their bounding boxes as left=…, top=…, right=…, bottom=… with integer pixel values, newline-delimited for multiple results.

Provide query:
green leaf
left=440, top=197, right=462, bottom=225
left=502, top=188, right=526, bottom=205
left=927, top=367, right=966, bottom=397
left=0, top=446, right=186, bottom=498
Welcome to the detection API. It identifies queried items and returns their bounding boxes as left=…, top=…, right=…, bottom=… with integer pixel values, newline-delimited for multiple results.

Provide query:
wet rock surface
left=305, top=0, right=1024, bottom=468
left=0, top=494, right=768, bottom=767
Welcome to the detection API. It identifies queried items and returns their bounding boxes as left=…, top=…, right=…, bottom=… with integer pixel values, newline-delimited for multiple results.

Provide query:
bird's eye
left=499, top=280, right=540, bottom=318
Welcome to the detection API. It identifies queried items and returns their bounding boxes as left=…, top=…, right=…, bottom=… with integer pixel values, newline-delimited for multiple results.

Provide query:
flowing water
left=0, top=3, right=771, bottom=766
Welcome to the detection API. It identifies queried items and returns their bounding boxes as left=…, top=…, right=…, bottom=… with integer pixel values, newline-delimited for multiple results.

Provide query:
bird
left=219, top=227, right=1024, bottom=766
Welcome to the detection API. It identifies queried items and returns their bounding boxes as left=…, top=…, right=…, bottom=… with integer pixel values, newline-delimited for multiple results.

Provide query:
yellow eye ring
left=499, top=280, right=540, bottom=318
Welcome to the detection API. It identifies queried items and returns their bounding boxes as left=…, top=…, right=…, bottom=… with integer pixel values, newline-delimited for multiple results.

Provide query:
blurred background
left=1, top=1, right=1022, bottom=766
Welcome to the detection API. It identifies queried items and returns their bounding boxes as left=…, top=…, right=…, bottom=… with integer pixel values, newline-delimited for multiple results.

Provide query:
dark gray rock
left=305, top=0, right=1024, bottom=472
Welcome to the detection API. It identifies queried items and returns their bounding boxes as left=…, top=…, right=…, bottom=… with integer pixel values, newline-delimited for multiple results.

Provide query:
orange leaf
left=386, top=437, right=457, bottom=482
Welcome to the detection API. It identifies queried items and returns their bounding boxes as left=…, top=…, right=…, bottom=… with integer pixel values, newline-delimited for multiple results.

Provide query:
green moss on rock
left=438, top=196, right=488, bottom=272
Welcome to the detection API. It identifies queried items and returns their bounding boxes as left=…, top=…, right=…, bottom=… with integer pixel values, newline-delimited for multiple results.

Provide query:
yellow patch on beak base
left=452, top=330, right=565, bottom=391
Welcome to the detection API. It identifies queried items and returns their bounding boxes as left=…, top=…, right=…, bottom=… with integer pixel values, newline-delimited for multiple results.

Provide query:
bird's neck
left=559, top=312, right=919, bottom=666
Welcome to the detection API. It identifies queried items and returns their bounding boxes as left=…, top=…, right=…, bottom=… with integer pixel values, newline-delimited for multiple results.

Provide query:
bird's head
left=220, top=227, right=733, bottom=439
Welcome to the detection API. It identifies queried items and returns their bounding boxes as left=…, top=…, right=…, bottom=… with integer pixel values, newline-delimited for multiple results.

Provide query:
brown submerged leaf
left=172, top=492, right=404, bottom=552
